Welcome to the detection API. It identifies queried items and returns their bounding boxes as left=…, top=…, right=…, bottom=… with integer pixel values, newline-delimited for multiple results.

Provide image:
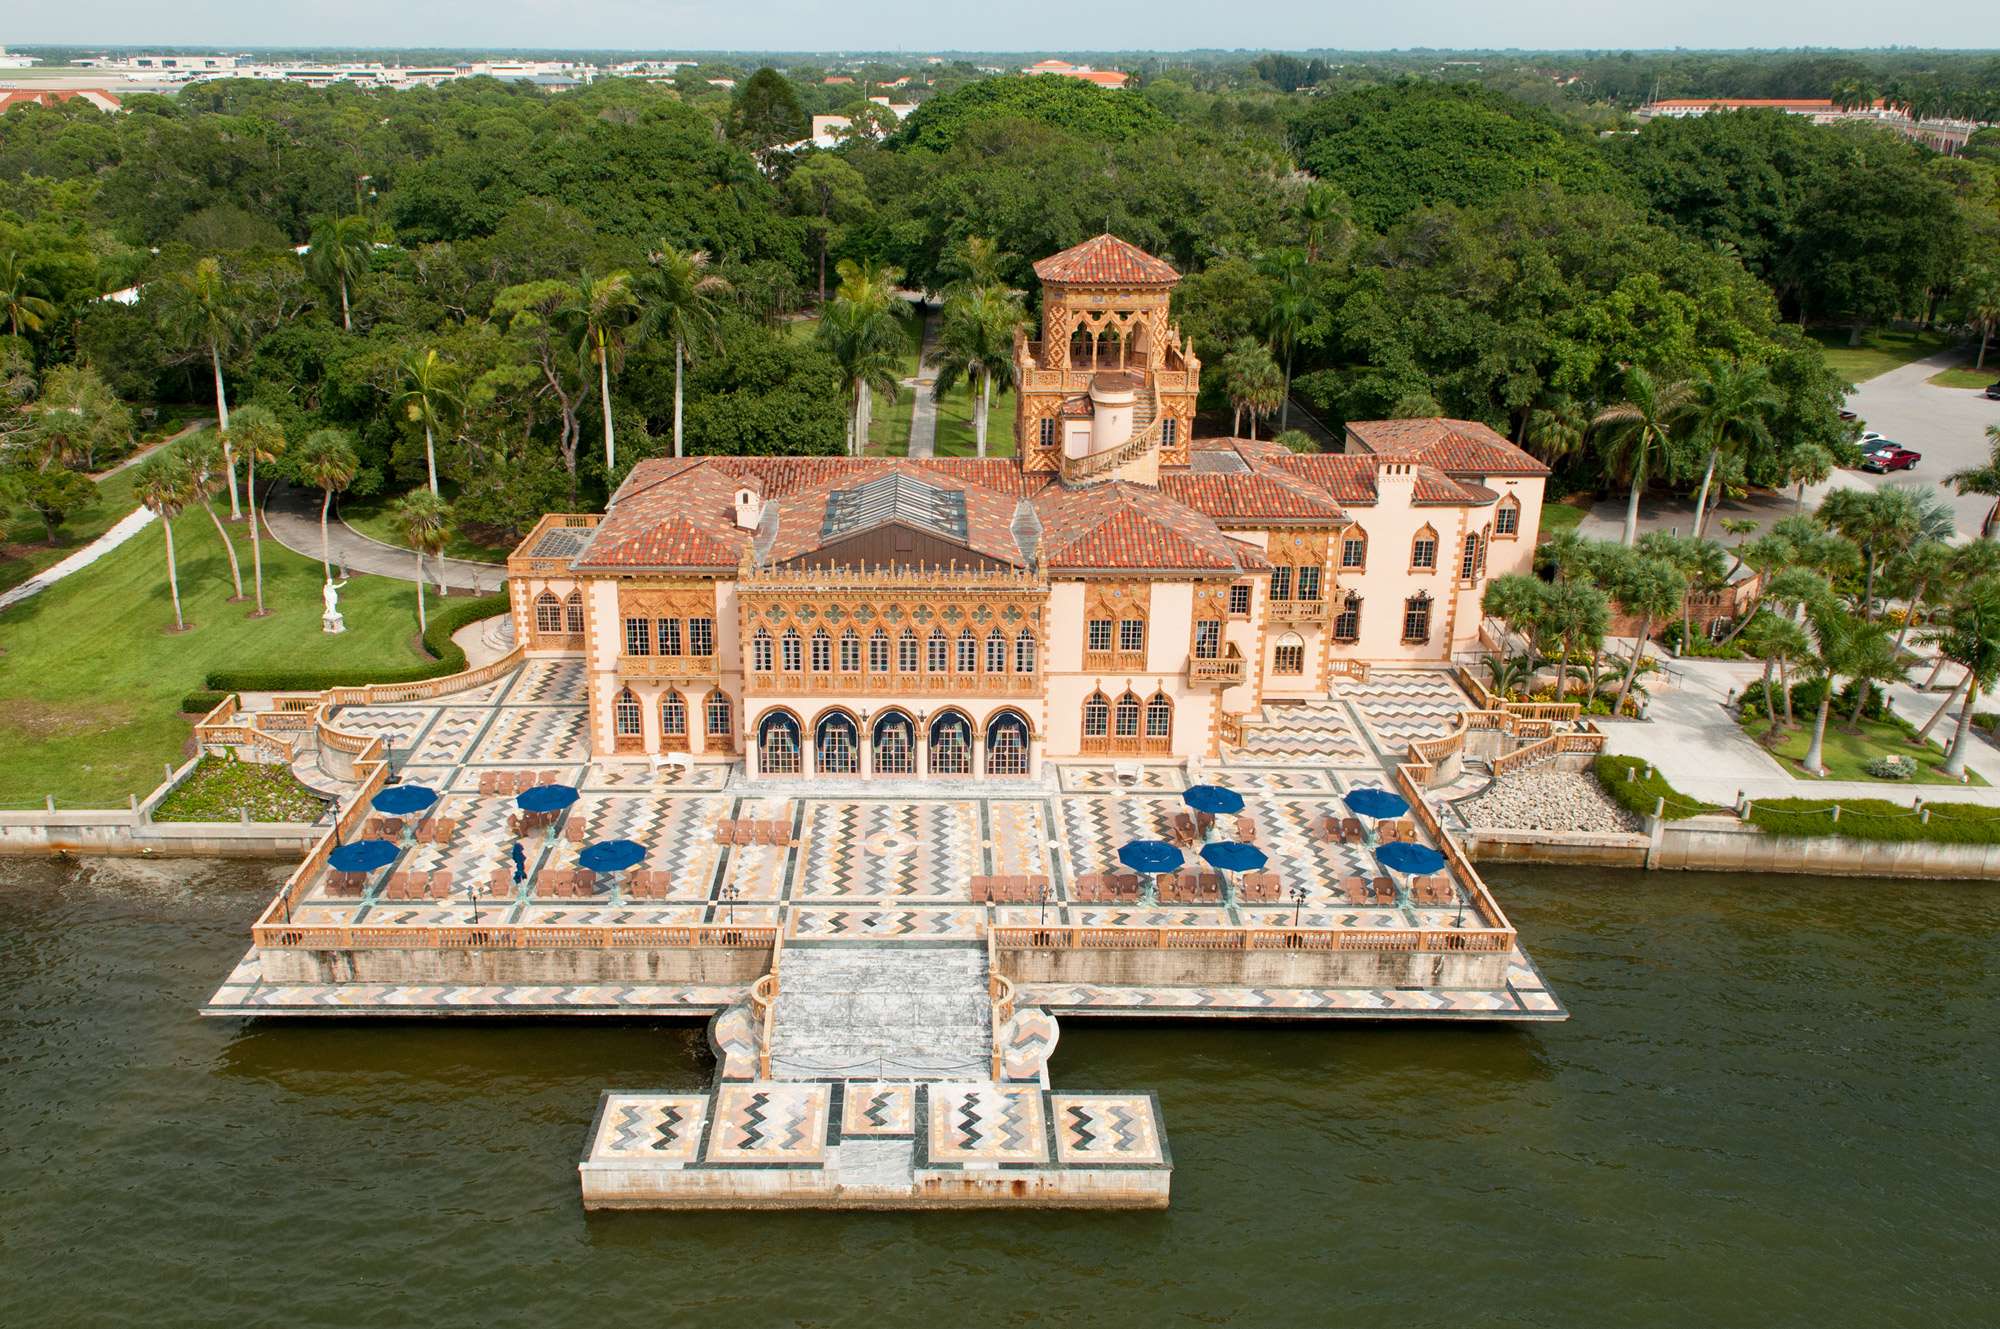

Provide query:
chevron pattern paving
left=1053, top=1094, right=1162, bottom=1165
left=472, top=706, right=590, bottom=764
left=504, top=659, right=586, bottom=704
left=926, top=1083, right=1046, bottom=1165
left=1341, top=670, right=1473, bottom=748
left=988, top=800, right=1051, bottom=877
left=840, top=1082, right=916, bottom=1136
left=1230, top=700, right=1370, bottom=764
left=593, top=1095, right=707, bottom=1162
left=329, top=706, right=435, bottom=747
left=796, top=800, right=976, bottom=900
left=705, top=1082, right=829, bottom=1164
left=1057, top=764, right=1185, bottom=792
left=1000, top=1008, right=1059, bottom=1082
left=789, top=906, right=985, bottom=939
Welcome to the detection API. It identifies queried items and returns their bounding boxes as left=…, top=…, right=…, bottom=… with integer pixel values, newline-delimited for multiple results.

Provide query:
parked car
left=1839, top=408, right=1860, bottom=421
left=1860, top=444, right=1921, bottom=473
left=1858, top=431, right=1890, bottom=448
left=1985, top=381, right=2000, bottom=401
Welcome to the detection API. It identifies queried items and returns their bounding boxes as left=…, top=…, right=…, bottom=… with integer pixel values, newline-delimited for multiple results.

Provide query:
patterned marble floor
left=1340, top=669, right=1475, bottom=751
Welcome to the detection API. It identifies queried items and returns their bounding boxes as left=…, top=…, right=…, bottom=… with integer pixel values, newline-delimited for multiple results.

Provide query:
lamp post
left=1038, top=883, right=1050, bottom=928
left=722, top=883, right=740, bottom=926
left=1290, top=884, right=1308, bottom=929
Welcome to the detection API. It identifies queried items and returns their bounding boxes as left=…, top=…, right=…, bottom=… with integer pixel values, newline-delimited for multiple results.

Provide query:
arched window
left=613, top=686, right=642, bottom=741
left=927, top=630, right=949, bottom=673
left=815, top=711, right=859, bottom=775
left=956, top=629, right=978, bottom=673
left=811, top=628, right=832, bottom=672
left=873, top=712, right=915, bottom=775
left=1038, top=418, right=1058, bottom=449
left=1144, top=691, right=1172, bottom=742
left=1083, top=690, right=1110, bottom=739
left=780, top=628, right=802, bottom=672
left=1274, top=632, right=1306, bottom=675
left=752, top=627, right=774, bottom=673
left=1113, top=691, right=1141, bottom=739
left=705, top=691, right=733, bottom=739
left=1015, top=629, right=1037, bottom=674
left=987, top=711, right=1030, bottom=776
left=929, top=712, right=972, bottom=775
left=563, top=591, right=585, bottom=634
left=758, top=711, right=801, bottom=775
left=839, top=628, right=861, bottom=672
left=1403, top=592, right=1433, bottom=644
left=1161, top=417, right=1178, bottom=448
left=985, top=630, right=1008, bottom=673
left=1332, top=594, right=1361, bottom=643
left=1460, top=533, right=1480, bottom=580
left=534, top=591, right=563, bottom=634
left=660, top=689, right=687, bottom=737
left=899, top=629, right=920, bottom=673
left=1410, top=525, right=1438, bottom=572
left=869, top=629, right=890, bottom=673
left=1339, top=530, right=1367, bottom=571
left=1494, top=494, right=1521, bottom=537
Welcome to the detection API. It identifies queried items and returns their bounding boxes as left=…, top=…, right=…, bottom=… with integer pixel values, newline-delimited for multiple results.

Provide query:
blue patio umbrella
left=1182, top=784, right=1245, bottom=816
left=1375, top=841, right=1446, bottom=877
left=328, top=838, right=399, bottom=873
left=371, top=784, right=437, bottom=816
left=516, top=784, right=579, bottom=814
left=578, top=839, right=647, bottom=874
left=1343, top=787, right=1411, bottom=821
left=510, top=840, right=528, bottom=884
left=1117, top=840, right=1184, bottom=876
left=1200, top=841, right=1268, bottom=875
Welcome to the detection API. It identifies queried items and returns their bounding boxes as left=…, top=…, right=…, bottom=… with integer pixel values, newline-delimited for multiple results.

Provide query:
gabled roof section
left=572, top=463, right=750, bottom=570
left=1034, top=482, right=1266, bottom=573
left=1032, top=233, right=1180, bottom=287
left=1343, top=418, right=1550, bottom=477
left=821, top=472, right=967, bottom=544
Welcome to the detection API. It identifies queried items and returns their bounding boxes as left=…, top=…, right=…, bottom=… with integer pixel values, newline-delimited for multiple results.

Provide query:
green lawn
left=0, top=424, right=213, bottom=594
left=1537, top=498, right=1587, bottom=540
left=1739, top=712, right=1987, bottom=786
left=933, top=384, right=1019, bottom=458
left=0, top=500, right=433, bottom=807
left=340, top=483, right=514, bottom=563
left=1809, top=327, right=1956, bottom=385
left=1927, top=362, right=1996, bottom=390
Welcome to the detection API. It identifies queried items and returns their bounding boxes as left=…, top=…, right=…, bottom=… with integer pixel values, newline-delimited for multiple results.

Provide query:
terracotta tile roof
left=1034, top=483, right=1265, bottom=573
left=1032, top=234, right=1180, bottom=287
left=574, top=464, right=751, bottom=570
left=1159, top=469, right=1347, bottom=524
left=761, top=469, right=1028, bottom=567
left=1343, top=418, right=1549, bottom=477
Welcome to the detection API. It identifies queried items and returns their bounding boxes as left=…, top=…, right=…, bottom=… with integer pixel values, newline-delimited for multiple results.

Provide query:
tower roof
left=1032, top=233, right=1180, bottom=287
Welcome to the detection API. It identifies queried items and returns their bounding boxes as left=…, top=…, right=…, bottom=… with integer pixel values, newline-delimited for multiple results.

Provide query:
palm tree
left=1799, top=592, right=1856, bottom=776
left=1541, top=578, right=1609, bottom=704
left=1947, top=425, right=2000, bottom=539
left=1257, top=249, right=1320, bottom=431
left=26, top=365, right=132, bottom=471
left=1221, top=338, right=1284, bottom=440
left=1481, top=572, right=1550, bottom=668
left=225, top=404, right=285, bottom=617
left=135, top=453, right=195, bottom=632
left=1889, top=539, right=1954, bottom=657
left=1687, top=357, right=1779, bottom=538
left=932, top=283, right=1025, bottom=458
left=390, top=490, right=451, bottom=633
left=180, top=432, right=246, bottom=601
left=635, top=245, right=731, bottom=460
left=305, top=215, right=373, bottom=332
left=1783, top=442, right=1834, bottom=513
left=1819, top=486, right=1922, bottom=618
left=564, top=271, right=638, bottom=475
left=1932, top=576, right=2000, bottom=780
left=1591, top=366, right=1695, bottom=546
left=818, top=259, right=910, bottom=457
left=1522, top=397, right=1587, bottom=465
left=0, top=249, right=56, bottom=338
left=294, top=428, right=359, bottom=579
left=157, top=257, right=243, bottom=517
left=1962, top=264, right=2000, bottom=370
left=1739, top=612, right=1812, bottom=738
left=398, top=348, right=459, bottom=496
left=1611, top=557, right=1686, bottom=716
left=1839, top=627, right=1905, bottom=733
left=1297, top=183, right=1350, bottom=265
left=1637, top=531, right=1726, bottom=655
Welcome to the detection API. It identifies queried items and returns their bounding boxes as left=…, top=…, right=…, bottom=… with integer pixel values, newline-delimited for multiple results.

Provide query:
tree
left=1592, top=366, right=1695, bottom=546
left=635, top=245, right=731, bottom=460
left=1296, top=183, right=1352, bottom=265
left=398, top=348, right=459, bottom=497
left=890, top=75, right=1169, bottom=153
left=180, top=432, right=246, bottom=601
left=1687, top=356, right=1779, bottom=537
left=784, top=155, right=871, bottom=306
left=1636, top=531, right=1725, bottom=654
left=1611, top=557, right=1687, bottom=715
left=1932, top=575, right=2000, bottom=780
left=0, top=250, right=56, bottom=339
left=728, top=68, right=809, bottom=159
left=391, top=489, right=451, bottom=633
left=305, top=214, right=373, bottom=332
left=25, top=365, right=132, bottom=472
left=294, top=428, right=358, bottom=580
left=135, top=453, right=194, bottom=632
left=817, top=258, right=910, bottom=457
left=1541, top=578, right=1609, bottom=704
left=1947, top=425, right=2000, bottom=539
left=225, top=404, right=285, bottom=617
left=932, top=283, right=1025, bottom=458
left=1738, top=612, right=1812, bottom=738
left=1798, top=591, right=1856, bottom=776
left=157, top=257, right=243, bottom=517
left=563, top=271, right=638, bottom=476
left=1522, top=398, right=1588, bottom=466
left=1783, top=443, right=1835, bottom=512
left=1819, top=486, right=1922, bottom=618
left=1257, top=249, right=1321, bottom=431
left=491, top=280, right=589, bottom=502
left=1481, top=573, right=1549, bottom=665
left=1839, top=626, right=1905, bottom=733
left=2, top=466, right=97, bottom=542
left=1221, top=338, right=1284, bottom=439
left=1959, top=263, right=2000, bottom=370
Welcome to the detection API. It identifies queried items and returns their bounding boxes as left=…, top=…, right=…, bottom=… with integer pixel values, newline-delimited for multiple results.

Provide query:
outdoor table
left=1374, top=840, right=1447, bottom=909
left=327, top=838, right=399, bottom=888
left=372, top=784, right=437, bottom=817
left=1198, top=840, right=1268, bottom=906
left=577, top=839, right=647, bottom=895
left=1118, top=839, right=1183, bottom=908
left=1183, top=785, right=1245, bottom=842
left=1343, top=787, right=1410, bottom=843
left=516, top=784, right=579, bottom=836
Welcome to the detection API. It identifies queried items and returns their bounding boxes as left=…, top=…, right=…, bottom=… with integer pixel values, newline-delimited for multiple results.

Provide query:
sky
left=8, top=0, right=1999, bottom=55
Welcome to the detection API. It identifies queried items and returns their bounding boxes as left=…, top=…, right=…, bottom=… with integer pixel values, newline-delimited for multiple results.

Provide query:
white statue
left=321, top=575, right=349, bottom=635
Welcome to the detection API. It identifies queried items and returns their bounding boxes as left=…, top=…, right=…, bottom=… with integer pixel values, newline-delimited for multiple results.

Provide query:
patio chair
left=478, top=771, right=496, bottom=796
left=1370, top=876, right=1396, bottom=906
left=1235, top=815, right=1259, bottom=842
left=566, top=817, right=587, bottom=844
left=1112, top=872, right=1141, bottom=902
left=429, top=870, right=454, bottom=898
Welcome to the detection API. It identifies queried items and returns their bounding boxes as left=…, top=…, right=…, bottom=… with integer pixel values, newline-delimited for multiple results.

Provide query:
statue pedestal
left=322, top=611, right=346, bottom=635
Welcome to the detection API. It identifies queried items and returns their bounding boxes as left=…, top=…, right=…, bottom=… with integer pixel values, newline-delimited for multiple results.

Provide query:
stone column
left=859, top=713, right=874, bottom=779
left=745, top=725, right=761, bottom=779
left=687, top=686, right=707, bottom=756
left=972, top=726, right=987, bottom=781
left=801, top=724, right=816, bottom=779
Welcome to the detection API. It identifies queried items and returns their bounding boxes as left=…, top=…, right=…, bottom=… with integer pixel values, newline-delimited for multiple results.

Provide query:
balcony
left=1186, top=645, right=1247, bottom=686
left=1268, top=598, right=1331, bottom=625
left=618, top=654, right=718, bottom=683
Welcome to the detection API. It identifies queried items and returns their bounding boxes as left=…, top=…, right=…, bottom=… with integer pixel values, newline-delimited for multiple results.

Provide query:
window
left=869, top=629, right=890, bottom=673
left=873, top=713, right=914, bottom=775
left=839, top=629, right=860, bottom=672
left=1269, top=567, right=1293, bottom=601
left=613, top=687, right=642, bottom=736
left=1333, top=593, right=1361, bottom=643
left=705, top=691, right=732, bottom=738
left=1460, top=533, right=1480, bottom=580
left=1087, top=619, right=1113, bottom=652
left=624, top=617, right=652, bottom=656
left=1228, top=584, right=1252, bottom=617
left=1083, top=692, right=1110, bottom=738
left=1410, top=528, right=1437, bottom=571
left=1274, top=633, right=1305, bottom=675
left=1038, top=418, right=1058, bottom=449
left=1193, top=620, right=1221, bottom=659
left=930, top=713, right=972, bottom=775
left=811, top=629, right=832, bottom=672
left=956, top=630, right=978, bottom=673
left=1113, top=691, right=1141, bottom=738
left=1161, top=418, right=1178, bottom=448
left=1296, top=566, right=1322, bottom=602
left=781, top=628, right=802, bottom=672
left=1015, top=630, right=1037, bottom=674
left=986, top=630, right=1007, bottom=673
left=563, top=592, right=585, bottom=634
left=759, top=712, right=801, bottom=775
left=689, top=617, right=714, bottom=656
left=987, top=712, right=1030, bottom=775
left=1403, top=593, right=1433, bottom=643
left=1144, top=692, right=1172, bottom=739
left=927, top=631, right=949, bottom=673
left=899, top=629, right=919, bottom=673
left=657, top=617, right=683, bottom=657
left=1340, top=533, right=1367, bottom=569
left=752, top=628, right=773, bottom=672
left=816, top=712, right=859, bottom=774
left=660, top=690, right=687, bottom=737
left=1494, top=497, right=1520, bottom=537
left=534, top=592, right=562, bottom=634
left=1478, top=529, right=1490, bottom=577
left=1118, top=619, right=1146, bottom=654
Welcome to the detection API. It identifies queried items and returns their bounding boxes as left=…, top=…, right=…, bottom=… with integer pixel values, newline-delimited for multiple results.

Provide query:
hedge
left=1739, top=677, right=1891, bottom=724
left=1743, top=797, right=2000, bottom=845
left=205, top=590, right=510, bottom=692
left=180, top=690, right=232, bottom=715
left=1593, top=755, right=1716, bottom=820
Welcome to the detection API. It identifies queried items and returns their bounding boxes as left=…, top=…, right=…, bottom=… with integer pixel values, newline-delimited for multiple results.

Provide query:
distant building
left=1635, top=97, right=1982, bottom=154
left=1021, top=59, right=1129, bottom=89
left=0, top=87, right=122, bottom=113
left=801, top=101, right=915, bottom=150
left=822, top=75, right=854, bottom=86
left=0, top=45, right=39, bottom=69
left=706, top=78, right=737, bottom=90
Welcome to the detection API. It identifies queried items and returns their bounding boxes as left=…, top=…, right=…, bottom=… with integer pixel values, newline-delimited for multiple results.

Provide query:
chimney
left=734, top=485, right=763, bottom=531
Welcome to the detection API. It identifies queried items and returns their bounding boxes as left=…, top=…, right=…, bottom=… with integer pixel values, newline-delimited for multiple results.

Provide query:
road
left=904, top=308, right=940, bottom=459
left=263, top=482, right=508, bottom=593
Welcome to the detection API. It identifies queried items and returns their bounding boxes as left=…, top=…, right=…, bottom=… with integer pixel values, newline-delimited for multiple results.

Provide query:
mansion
left=504, top=234, right=1548, bottom=780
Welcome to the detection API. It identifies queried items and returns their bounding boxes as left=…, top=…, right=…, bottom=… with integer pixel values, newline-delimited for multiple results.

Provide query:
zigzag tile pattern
left=1341, top=670, right=1473, bottom=748
left=504, top=659, right=586, bottom=705
left=328, top=706, right=434, bottom=747
left=472, top=706, right=590, bottom=764
left=1229, top=701, right=1370, bottom=764
left=1053, top=1094, right=1163, bottom=1165
left=1057, top=764, right=1185, bottom=792
left=788, top=906, right=986, bottom=939
left=705, top=1082, right=828, bottom=1164
left=839, top=1082, right=916, bottom=1136
left=987, top=801, right=1051, bottom=877
left=926, top=1083, right=1046, bottom=1164
left=594, top=1095, right=707, bottom=1161
left=796, top=800, right=976, bottom=899
left=404, top=706, right=489, bottom=765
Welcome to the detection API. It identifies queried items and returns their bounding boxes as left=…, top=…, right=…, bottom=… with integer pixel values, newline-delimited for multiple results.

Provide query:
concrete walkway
left=904, top=309, right=940, bottom=459
left=264, top=482, right=507, bottom=593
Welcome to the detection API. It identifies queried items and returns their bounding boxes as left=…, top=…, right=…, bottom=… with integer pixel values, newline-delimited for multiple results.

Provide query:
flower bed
left=152, top=755, right=329, bottom=823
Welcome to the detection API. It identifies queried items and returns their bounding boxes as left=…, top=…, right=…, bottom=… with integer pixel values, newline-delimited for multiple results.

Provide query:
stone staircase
left=1226, top=701, right=1372, bottom=766
left=478, top=612, right=516, bottom=655
left=765, top=943, right=994, bottom=1081
left=1131, top=385, right=1157, bottom=430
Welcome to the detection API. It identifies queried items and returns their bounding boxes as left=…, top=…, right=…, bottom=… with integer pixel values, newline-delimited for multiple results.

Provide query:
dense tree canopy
left=889, top=76, right=1171, bottom=153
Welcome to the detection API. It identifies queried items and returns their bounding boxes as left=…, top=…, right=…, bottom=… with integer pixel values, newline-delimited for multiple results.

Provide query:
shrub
left=180, top=690, right=231, bottom=715
left=1659, top=620, right=1747, bottom=658
left=1739, top=677, right=1890, bottom=723
left=1864, top=754, right=1916, bottom=780
left=206, top=590, right=509, bottom=692
left=1593, top=755, right=1715, bottom=820
left=1744, top=797, right=2000, bottom=844
left=152, top=754, right=329, bottom=823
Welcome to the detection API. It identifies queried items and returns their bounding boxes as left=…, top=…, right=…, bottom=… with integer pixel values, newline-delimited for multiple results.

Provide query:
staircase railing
left=1063, top=412, right=1169, bottom=484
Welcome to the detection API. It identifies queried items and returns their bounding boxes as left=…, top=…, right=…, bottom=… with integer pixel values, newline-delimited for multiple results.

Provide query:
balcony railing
left=1268, top=598, right=1331, bottom=624
left=618, top=653, right=718, bottom=682
left=1186, top=644, right=1247, bottom=686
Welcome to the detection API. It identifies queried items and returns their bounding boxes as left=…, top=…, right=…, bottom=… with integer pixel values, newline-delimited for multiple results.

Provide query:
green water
left=0, top=857, right=1993, bottom=1328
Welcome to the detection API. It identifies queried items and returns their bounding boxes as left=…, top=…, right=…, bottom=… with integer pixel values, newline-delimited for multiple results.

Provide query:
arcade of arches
left=750, top=707, right=1036, bottom=779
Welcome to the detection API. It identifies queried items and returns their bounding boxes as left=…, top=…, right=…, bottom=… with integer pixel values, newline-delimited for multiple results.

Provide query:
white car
left=1858, top=431, right=1888, bottom=447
